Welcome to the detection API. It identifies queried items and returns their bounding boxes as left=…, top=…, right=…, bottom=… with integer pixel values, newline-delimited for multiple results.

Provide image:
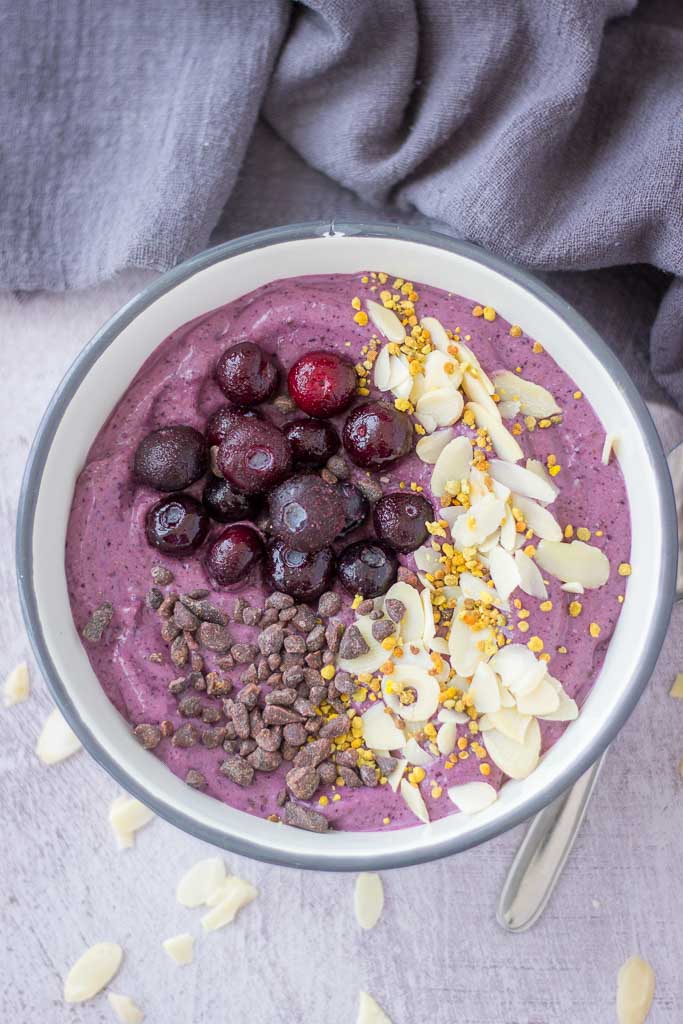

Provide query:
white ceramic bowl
left=17, top=222, right=677, bottom=870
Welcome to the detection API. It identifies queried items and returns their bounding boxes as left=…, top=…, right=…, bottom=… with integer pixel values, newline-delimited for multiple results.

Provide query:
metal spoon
left=497, top=441, right=683, bottom=932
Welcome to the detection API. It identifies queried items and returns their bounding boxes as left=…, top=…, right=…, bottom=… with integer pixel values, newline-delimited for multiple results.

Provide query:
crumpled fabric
left=1, top=1, right=681, bottom=404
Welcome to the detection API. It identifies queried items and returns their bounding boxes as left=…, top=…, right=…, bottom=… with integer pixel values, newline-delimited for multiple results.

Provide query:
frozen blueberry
left=336, top=539, right=398, bottom=598
left=342, top=401, right=413, bottom=470
left=215, top=341, right=279, bottom=406
left=202, top=476, right=262, bottom=524
left=134, top=425, right=207, bottom=492
left=145, top=493, right=210, bottom=555
left=269, top=474, right=345, bottom=552
left=217, top=418, right=292, bottom=495
left=206, top=404, right=261, bottom=447
left=336, top=481, right=370, bottom=537
left=288, top=350, right=357, bottom=418
left=283, top=418, right=340, bottom=467
left=205, top=524, right=264, bottom=587
left=373, top=492, right=434, bottom=552
left=264, top=539, right=335, bottom=603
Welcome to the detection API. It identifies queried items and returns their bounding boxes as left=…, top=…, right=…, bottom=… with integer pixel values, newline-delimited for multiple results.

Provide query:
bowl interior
left=20, top=226, right=674, bottom=869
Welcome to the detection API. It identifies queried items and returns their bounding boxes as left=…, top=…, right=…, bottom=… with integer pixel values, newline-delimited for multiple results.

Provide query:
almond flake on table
left=354, top=873, right=384, bottom=930
left=616, top=956, right=655, bottom=1024
left=201, top=876, right=258, bottom=931
left=109, top=795, right=154, bottom=849
left=107, top=992, right=144, bottom=1023
left=357, top=991, right=393, bottom=1024
left=35, top=707, right=81, bottom=764
left=162, top=933, right=194, bottom=965
left=2, top=661, right=30, bottom=707
left=176, top=856, right=225, bottom=907
left=669, top=673, right=683, bottom=699
left=63, top=942, right=123, bottom=1003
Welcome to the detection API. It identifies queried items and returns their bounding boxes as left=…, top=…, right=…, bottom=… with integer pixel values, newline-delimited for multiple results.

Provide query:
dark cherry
left=205, top=404, right=261, bottom=447
left=373, top=492, right=434, bottom=553
left=287, top=350, right=357, bottom=418
left=283, top=418, right=340, bottom=467
left=216, top=418, right=292, bottom=495
left=215, top=341, right=279, bottom=406
left=205, top=524, right=264, bottom=587
left=134, top=425, right=207, bottom=492
left=145, top=494, right=209, bottom=555
left=202, top=476, right=262, bottom=524
left=342, top=401, right=413, bottom=470
left=268, top=474, right=344, bottom=552
left=336, top=539, right=398, bottom=598
left=264, top=539, right=335, bottom=603
left=336, top=481, right=370, bottom=537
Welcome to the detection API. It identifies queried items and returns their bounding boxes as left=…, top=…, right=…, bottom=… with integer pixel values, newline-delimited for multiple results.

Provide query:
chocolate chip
left=360, top=764, right=379, bottom=787
left=324, top=619, right=344, bottom=652
left=293, top=697, right=316, bottom=718
left=369, top=609, right=383, bottom=620
left=305, top=624, right=326, bottom=651
left=202, top=705, right=222, bottom=724
left=247, top=747, right=282, bottom=772
left=259, top=608, right=279, bottom=627
left=168, top=676, right=188, bottom=695
left=170, top=635, right=189, bottom=667
left=384, top=598, right=405, bottom=624
left=198, top=622, right=232, bottom=653
left=190, top=652, right=204, bottom=673
left=172, top=722, right=198, bottom=748
left=281, top=742, right=297, bottom=761
left=232, top=597, right=248, bottom=623
left=318, top=760, right=337, bottom=785
left=309, top=685, right=326, bottom=707
left=375, top=754, right=398, bottom=776
left=356, top=476, right=383, bottom=503
left=326, top=455, right=350, bottom=480
left=216, top=653, right=234, bottom=670
left=356, top=599, right=375, bottom=616
left=157, top=594, right=178, bottom=619
left=160, top=720, right=174, bottom=738
left=220, top=756, right=254, bottom=787
left=255, top=727, right=282, bottom=752
left=276, top=787, right=288, bottom=806
left=183, top=629, right=199, bottom=651
left=82, top=602, right=114, bottom=643
left=338, top=624, right=369, bottom=660
left=322, top=649, right=335, bottom=665
left=333, top=670, right=354, bottom=694
left=316, top=592, right=340, bottom=620
left=231, top=642, right=259, bottom=664
left=206, top=672, right=232, bottom=697
left=174, top=603, right=200, bottom=631
left=185, top=769, right=207, bottom=789
left=241, top=663, right=258, bottom=687
left=371, top=618, right=395, bottom=642
left=265, top=688, right=297, bottom=706
left=230, top=701, right=251, bottom=739
left=266, top=592, right=294, bottom=610
left=282, top=801, right=329, bottom=833
left=222, top=738, right=240, bottom=754
left=282, top=722, right=307, bottom=746
left=179, top=596, right=228, bottom=625
left=284, top=634, right=306, bottom=654
left=242, top=606, right=262, bottom=626
left=304, top=651, right=323, bottom=670
left=237, top=682, right=261, bottom=709
left=133, top=723, right=161, bottom=749
left=283, top=666, right=304, bottom=686
left=240, top=738, right=257, bottom=756
left=203, top=726, right=227, bottom=748
left=327, top=694, right=345, bottom=714
left=256, top=656, right=270, bottom=682
left=304, top=717, right=322, bottom=734
left=263, top=704, right=302, bottom=726
left=292, top=605, right=317, bottom=632
left=266, top=671, right=283, bottom=688
left=151, top=565, right=174, bottom=586
left=147, top=587, right=164, bottom=610
left=338, top=765, right=362, bottom=788
left=334, top=748, right=359, bottom=768
left=249, top=707, right=264, bottom=735
left=258, top=623, right=285, bottom=656
left=178, top=694, right=203, bottom=717
left=293, top=737, right=331, bottom=768
left=396, top=566, right=419, bottom=587
left=148, top=652, right=163, bottom=663
left=279, top=606, right=297, bottom=622
left=161, top=619, right=180, bottom=644
left=267, top=653, right=282, bottom=671
left=285, top=765, right=320, bottom=800
left=319, top=715, right=350, bottom=739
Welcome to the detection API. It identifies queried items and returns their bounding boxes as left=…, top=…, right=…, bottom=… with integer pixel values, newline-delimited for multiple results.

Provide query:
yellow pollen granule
left=509, top=325, right=523, bottom=337
left=589, top=622, right=601, bottom=638
left=576, top=527, right=591, bottom=541
left=538, top=418, right=552, bottom=429
left=527, top=636, right=544, bottom=653
left=557, top=645, right=568, bottom=654
left=549, top=464, right=561, bottom=476
left=564, top=524, right=574, bottom=538
left=573, top=390, right=583, bottom=399
left=320, top=664, right=336, bottom=681
left=318, top=795, right=329, bottom=806
left=523, top=545, right=536, bottom=558
left=517, top=620, right=530, bottom=633
left=332, top=793, right=342, bottom=802
left=382, top=816, right=391, bottom=825
left=353, top=310, right=368, bottom=326
left=483, top=306, right=496, bottom=322
left=472, top=305, right=484, bottom=317
left=618, top=595, right=624, bottom=603
left=351, top=296, right=361, bottom=311
left=479, top=763, right=491, bottom=776
left=532, top=341, right=544, bottom=353
left=431, top=785, right=443, bottom=799
left=618, top=562, right=632, bottom=576
left=539, top=600, right=553, bottom=612
left=569, top=601, right=583, bottom=617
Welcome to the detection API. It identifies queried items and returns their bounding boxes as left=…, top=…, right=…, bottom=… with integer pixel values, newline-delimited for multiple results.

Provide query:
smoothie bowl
left=17, top=223, right=677, bottom=870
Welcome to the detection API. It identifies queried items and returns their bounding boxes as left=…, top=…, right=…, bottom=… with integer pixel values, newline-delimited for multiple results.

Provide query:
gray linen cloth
left=1, top=0, right=682, bottom=406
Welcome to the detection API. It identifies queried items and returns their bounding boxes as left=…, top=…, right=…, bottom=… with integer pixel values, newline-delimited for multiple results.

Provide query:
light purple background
left=1, top=267, right=682, bottom=1022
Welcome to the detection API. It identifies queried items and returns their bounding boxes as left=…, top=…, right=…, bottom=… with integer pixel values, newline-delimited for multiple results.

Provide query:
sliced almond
left=492, top=370, right=561, bottom=418
left=366, top=300, right=406, bottom=343
left=488, top=460, right=558, bottom=503
left=162, top=933, right=194, bottom=966
left=448, top=615, right=494, bottom=677
left=439, top=504, right=468, bottom=530
left=361, top=703, right=405, bottom=751
left=354, top=873, right=384, bottom=930
left=413, top=545, right=442, bottom=576
left=3, top=661, right=30, bottom=707
left=535, top=540, right=610, bottom=588
left=513, top=495, right=562, bottom=542
left=616, top=956, right=655, bottom=1024
left=497, top=399, right=521, bottom=419
left=420, top=316, right=450, bottom=353
left=538, top=676, right=579, bottom=721
left=109, top=796, right=154, bottom=849
left=422, top=349, right=463, bottom=391
left=382, top=665, right=440, bottom=723
left=107, top=993, right=144, bottom=1024
left=452, top=494, right=506, bottom=548
left=399, top=778, right=430, bottom=824
left=561, top=581, right=585, bottom=594
left=500, top=508, right=517, bottom=551
left=488, top=546, right=521, bottom=601
left=403, top=737, right=435, bottom=768
left=469, top=661, right=502, bottom=713
left=416, top=427, right=454, bottom=464
left=430, top=436, right=473, bottom=497
left=387, top=758, right=407, bottom=792
left=490, top=644, right=547, bottom=697
left=36, top=707, right=81, bottom=765
left=201, top=877, right=258, bottom=931
left=484, top=718, right=541, bottom=779
left=452, top=339, right=494, bottom=393
left=447, top=781, right=497, bottom=814
left=459, top=571, right=503, bottom=607
left=515, top=549, right=548, bottom=600
left=176, top=857, right=225, bottom=908
left=466, top=402, right=523, bottom=462
left=515, top=676, right=561, bottom=716
left=357, top=990, right=393, bottom=1024
left=64, top=942, right=123, bottom=1003
left=373, top=344, right=393, bottom=391
left=602, top=432, right=619, bottom=466
left=436, top=721, right=458, bottom=755
left=383, top=581, right=424, bottom=642
left=487, top=706, right=533, bottom=744
left=462, top=370, right=500, bottom=418
left=415, top=387, right=464, bottom=429
left=421, top=588, right=436, bottom=649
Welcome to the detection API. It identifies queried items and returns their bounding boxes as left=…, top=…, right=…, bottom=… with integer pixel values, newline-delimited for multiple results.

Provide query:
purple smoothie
left=65, top=272, right=631, bottom=831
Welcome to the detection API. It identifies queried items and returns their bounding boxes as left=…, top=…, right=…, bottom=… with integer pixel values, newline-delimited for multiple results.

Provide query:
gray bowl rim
left=15, top=220, right=678, bottom=871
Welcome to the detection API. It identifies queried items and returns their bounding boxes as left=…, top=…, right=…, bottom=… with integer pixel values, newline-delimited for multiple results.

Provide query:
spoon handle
left=497, top=752, right=606, bottom=932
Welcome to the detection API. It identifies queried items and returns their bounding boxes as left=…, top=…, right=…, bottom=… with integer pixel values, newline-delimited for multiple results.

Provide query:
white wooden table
left=1, top=273, right=682, bottom=1023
